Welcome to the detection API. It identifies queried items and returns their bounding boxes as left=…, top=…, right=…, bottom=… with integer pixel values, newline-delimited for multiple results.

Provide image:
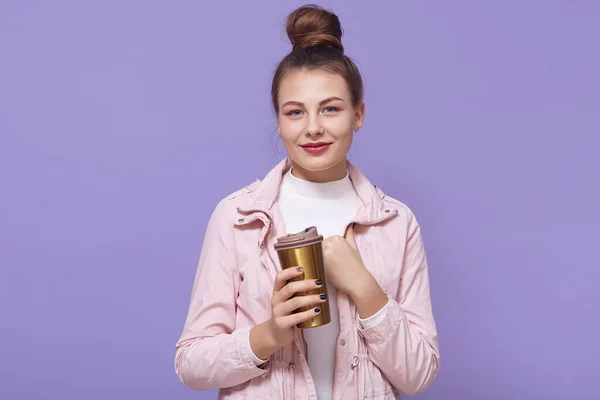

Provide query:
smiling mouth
left=300, top=142, right=332, bottom=154
left=300, top=142, right=332, bottom=148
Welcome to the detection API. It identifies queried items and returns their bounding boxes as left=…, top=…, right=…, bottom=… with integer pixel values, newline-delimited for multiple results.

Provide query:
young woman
left=175, top=5, right=440, bottom=399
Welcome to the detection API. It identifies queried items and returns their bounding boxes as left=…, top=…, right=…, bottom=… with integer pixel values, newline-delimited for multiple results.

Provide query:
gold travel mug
left=274, top=226, right=331, bottom=329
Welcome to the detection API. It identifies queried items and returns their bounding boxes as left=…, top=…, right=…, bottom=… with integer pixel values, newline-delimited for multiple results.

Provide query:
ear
left=354, top=101, right=365, bottom=131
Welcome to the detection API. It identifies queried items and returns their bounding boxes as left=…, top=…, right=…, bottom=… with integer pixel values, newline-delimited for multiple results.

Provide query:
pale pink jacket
left=174, top=159, right=440, bottom=399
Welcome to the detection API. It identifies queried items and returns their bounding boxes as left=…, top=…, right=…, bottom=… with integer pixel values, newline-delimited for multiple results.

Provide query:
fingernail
left=314, top=307, right=321, bottom=313
left=315, top=279, right=323, bottom=286
left=296, top=267, right=303, bottom=272
left=320, top=294, right=327, bottom=300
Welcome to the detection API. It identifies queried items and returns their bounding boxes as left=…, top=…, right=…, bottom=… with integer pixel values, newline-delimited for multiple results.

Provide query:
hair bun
left=286, top=5, right=343, bottom=52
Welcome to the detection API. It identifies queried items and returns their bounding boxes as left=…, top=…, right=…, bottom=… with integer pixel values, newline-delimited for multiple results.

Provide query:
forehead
left=278, top=69, right=350, bottom=103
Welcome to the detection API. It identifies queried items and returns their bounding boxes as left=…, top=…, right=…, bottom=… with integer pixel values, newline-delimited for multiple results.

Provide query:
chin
left=294, top=154, right=345, bottom=172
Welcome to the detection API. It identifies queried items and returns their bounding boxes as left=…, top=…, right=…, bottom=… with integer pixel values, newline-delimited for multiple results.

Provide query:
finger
left=344, top=223, right=358, bottom=251
left=276, top=306, right=322, bottom=329
left=273, top=266, right=304, bottom=292
left=279, top=279, right=323, bottom=301
left=277, top=294, right=326, bottom=316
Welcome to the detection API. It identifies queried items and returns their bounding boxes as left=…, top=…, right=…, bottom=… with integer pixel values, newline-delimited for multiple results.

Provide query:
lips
left=300, top=142, right=332, bottom=155
left=300, top=142, right=332, bottom=148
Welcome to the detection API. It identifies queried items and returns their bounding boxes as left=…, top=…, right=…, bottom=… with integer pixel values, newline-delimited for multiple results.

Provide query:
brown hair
left=271, top=4, right=364, bottom=113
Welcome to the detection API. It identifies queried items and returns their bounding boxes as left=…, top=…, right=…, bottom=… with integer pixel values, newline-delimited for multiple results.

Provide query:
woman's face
left=277, top=69, right=364, bottom=182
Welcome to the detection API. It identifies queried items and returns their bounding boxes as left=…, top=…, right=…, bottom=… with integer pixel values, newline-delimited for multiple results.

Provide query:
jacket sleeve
left=357, top=207, right=440, bottom=396
left=174, top=199, right=269, bottom=390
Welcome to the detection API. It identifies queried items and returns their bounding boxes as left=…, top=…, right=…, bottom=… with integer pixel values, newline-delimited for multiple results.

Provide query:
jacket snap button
left=384, top=209, right=391, bottom=213
left=237, top=218, right=244, bottom=223
left=258, top=241, right=264, bottom=249
left=340, top=339, right=346, bottom=346
left=288, top=363, right=295, bottom=370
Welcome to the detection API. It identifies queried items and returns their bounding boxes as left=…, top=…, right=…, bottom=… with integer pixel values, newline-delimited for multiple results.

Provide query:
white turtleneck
left=248, top=167, right=389, bottom=400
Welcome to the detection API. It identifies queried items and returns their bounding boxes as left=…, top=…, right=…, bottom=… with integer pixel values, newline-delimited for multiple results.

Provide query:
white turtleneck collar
left=279, top=167, right=356, bottom=200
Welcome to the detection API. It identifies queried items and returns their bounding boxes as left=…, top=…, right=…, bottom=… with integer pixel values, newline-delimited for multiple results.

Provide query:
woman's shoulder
left=208, top=179, right=263, bottom=220
left=375, top=186, right=420, bottom=227
left=224, top=179, right=262, bottom=202
left=375, top=186, right=410, bottom=212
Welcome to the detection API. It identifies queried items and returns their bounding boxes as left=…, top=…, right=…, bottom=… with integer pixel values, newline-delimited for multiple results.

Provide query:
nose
left=304, top=115, right=323, bottom=137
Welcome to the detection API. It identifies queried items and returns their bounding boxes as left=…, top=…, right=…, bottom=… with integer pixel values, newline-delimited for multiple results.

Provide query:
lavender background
left=1, top=1, right=599, bottom=399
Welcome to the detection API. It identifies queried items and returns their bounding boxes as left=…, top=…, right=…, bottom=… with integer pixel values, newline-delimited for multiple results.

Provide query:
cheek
left=323, top=118, right=354, bottom=139
left=278, top=120, right=303, bottom=143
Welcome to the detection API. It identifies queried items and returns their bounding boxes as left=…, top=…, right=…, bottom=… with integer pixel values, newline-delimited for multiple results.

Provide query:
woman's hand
left=250, top=267, right=326, bottom=360
left=268, top=267, right=326, bottom=345
left=322, top=224, right=370, bottom=295
left=322, top=225, right=388, bottom=319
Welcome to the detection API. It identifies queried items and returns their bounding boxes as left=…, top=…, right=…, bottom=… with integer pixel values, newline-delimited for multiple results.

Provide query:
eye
left=323, top=106, right=339, bottom=113
left=286, top=109, right=303, bottom=117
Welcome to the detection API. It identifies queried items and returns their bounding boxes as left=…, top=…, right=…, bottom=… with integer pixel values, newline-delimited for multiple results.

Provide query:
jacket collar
left=236, top=158, right=397, bottom=225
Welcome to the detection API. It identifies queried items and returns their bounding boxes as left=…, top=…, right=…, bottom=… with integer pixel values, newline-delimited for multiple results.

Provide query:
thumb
left=344, top=223, right=358, bottom=251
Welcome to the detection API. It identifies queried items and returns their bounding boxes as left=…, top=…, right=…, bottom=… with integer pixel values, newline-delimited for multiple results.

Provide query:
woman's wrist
left=249, top=321, right=282, bottom=360
left=349, top=271, right=389, bottom=319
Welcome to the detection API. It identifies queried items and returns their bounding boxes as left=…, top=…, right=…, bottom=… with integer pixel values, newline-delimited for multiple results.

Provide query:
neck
left=289, top=158, right=348, bottom=183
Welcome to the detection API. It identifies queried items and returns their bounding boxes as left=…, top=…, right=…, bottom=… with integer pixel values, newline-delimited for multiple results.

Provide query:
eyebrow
left=281, top=96, right=345, bottom=108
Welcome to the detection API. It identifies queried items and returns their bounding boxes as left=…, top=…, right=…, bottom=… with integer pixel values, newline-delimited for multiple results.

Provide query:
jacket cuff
left=234, top=326, right=271, bottom=376
left=358, top=298, right=390, bottom=329
left=357, top=298, right=406, bottom=343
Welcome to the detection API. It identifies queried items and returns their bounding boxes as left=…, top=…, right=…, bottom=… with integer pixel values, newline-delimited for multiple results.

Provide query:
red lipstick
left=300, top=142, right=331, bottom=155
